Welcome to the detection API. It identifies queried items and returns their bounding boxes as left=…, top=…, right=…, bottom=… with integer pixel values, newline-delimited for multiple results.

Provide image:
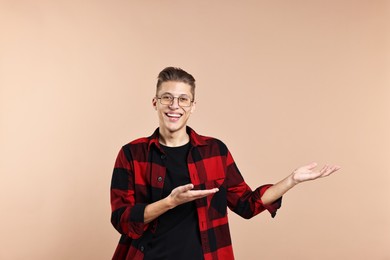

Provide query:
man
left=110, top=67, right=340, bottom=260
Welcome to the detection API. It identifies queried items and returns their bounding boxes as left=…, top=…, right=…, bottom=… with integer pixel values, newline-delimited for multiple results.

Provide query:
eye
left=179, top=96, right=190, bottom=102
left=161, top=94, right=173, bottom=101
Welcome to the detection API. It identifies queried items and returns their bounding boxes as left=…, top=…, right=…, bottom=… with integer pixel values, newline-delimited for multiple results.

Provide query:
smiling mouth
left=165, top=113, right=182, bottom=120
left=165, top=113, right=182, bottom=118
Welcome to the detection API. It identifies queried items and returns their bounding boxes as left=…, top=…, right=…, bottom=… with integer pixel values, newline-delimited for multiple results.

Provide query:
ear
left=152, top=97, right=157, bottom=110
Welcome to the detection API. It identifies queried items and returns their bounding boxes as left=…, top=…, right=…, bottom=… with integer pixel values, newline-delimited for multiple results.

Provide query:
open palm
left=292, top=162, right=341, bottom=184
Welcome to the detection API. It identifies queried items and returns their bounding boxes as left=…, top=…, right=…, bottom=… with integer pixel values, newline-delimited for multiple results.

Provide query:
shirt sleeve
left=110, top=147, right=148, bottom=239
left=258, top=184, right=283, bottom=218
left=225, top=149, right=282, bottom=219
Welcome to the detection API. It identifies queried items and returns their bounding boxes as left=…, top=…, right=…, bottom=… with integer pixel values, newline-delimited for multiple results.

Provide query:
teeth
left=167, top=113, right=181, bottom=118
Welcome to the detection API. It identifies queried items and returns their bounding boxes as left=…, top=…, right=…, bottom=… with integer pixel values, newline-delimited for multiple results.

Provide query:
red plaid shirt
left=110, top=127, right=282, bottom=260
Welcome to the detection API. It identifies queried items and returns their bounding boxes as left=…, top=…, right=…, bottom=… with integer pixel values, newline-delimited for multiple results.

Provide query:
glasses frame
left=156, top=94, right=194, bottom=107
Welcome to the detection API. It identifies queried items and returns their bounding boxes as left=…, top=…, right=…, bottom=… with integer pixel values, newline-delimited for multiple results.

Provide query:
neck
left=159, top=128, right=189, bottom=147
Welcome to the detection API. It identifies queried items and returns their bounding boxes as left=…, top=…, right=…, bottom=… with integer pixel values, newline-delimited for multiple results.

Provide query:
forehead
left=157, top=81, right=193, bottom=96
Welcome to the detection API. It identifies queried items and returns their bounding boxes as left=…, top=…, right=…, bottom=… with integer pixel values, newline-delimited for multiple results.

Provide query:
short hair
left=156, top=67, right=196, bottom=99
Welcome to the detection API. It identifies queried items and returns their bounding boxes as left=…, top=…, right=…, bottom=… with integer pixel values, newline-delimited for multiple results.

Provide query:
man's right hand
left=144, top=183, right=218, bottom=224
left=166, top=183, right=219, bottom=209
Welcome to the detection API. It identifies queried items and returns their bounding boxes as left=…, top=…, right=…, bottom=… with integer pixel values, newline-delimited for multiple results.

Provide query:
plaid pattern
left=110, top=127, right=282, bottom=260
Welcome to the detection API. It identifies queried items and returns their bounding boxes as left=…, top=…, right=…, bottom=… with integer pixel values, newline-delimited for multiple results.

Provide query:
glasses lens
left=178, top=96, right=191, bottom=107
left=160, top=94, right=173, bottom=105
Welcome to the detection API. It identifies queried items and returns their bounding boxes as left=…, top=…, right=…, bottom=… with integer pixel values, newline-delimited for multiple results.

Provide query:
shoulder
left=115, top=129, right=157, bottom=164
left=116, top=136, right=152, bottom=164
left=199, top=134, right=226, bottom=147
left=120, top=137, right=148, bottom=149
left=193, top=133, right=230, bottom=156
left=122, top=128, right=159, bottom=150
left=189, top=127, right=227, bottom=148
left=128, top=136, right=150, bottom=146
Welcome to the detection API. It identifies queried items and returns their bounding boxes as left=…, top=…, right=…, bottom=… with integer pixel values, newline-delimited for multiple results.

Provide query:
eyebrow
left=160, top=92, right=191, bottom=97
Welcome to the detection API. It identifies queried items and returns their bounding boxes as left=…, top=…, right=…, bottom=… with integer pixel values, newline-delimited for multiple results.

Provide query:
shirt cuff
left=130, top=203, right=147, bottom=222
left=128, top=203, right=147, bottom=236
left=259, top=184, right=283, bottom=218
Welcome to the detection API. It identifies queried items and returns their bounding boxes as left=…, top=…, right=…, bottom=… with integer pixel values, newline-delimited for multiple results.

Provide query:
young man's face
left=152, top=81, right=195, bottom=135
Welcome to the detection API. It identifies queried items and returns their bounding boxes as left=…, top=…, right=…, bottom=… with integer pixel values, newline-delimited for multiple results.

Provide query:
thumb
left=182, top=183, right=194, bottom=191
left=173, top=183, right=194, bottom=194
left=305, top=162, right=318, bottom=170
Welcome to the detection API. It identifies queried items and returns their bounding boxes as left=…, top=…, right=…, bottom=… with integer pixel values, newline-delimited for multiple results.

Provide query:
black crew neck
left=159, top=141, right=190, bottom=149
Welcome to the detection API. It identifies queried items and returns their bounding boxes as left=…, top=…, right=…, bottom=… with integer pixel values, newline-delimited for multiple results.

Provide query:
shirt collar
left=147, top=126, right=207, bottom=151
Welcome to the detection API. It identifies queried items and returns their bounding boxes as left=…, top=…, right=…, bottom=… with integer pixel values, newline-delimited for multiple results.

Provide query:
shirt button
left=161, top=154, right=166, bottom=159
left=157, top=176, right=163, bottom=182
left=140, top=245, right=145, bottom=252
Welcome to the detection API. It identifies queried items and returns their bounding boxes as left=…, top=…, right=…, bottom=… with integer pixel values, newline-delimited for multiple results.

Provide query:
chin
left=162, top=124, right=186, bottom=133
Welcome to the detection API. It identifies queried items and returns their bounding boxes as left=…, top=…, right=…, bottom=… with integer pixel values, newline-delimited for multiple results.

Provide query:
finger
left=321, top=165, right=340, bottom=177
left=185, top=183, right=195, bottom=190
left=189, top=188, right=219, bottom=198
left=192, top=188, right=219, bottom=195
left=321, top=168, right=332, bottom=177
left=305, top=162, right=318, bottom=170
left=328, top=165, right=341, bottom=174
left=335, top=166, right=341, bottom=171
left=175, top=183, right=194, bottom=193
left=319, top=165, right=329, bottom=174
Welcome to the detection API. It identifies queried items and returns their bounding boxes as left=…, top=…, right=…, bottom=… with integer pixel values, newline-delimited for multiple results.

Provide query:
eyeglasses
left=156, top=93, right=194, bottom=107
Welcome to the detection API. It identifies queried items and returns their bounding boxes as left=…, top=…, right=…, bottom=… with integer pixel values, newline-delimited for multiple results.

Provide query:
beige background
left=1, top=1, right=389, bottom=259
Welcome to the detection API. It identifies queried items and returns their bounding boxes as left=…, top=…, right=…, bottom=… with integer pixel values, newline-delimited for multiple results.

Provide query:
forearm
left=143, top=197, right=174, bottom=224
left=261, top=173, right=297, bottom=205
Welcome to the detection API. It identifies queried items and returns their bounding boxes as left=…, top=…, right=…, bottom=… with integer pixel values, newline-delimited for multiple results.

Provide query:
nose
left=168, top=97, right=180, bottom=109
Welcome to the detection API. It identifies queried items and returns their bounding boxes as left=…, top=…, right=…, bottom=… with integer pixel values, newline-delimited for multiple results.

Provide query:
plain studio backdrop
left=0, top=1, right=389, bottom=259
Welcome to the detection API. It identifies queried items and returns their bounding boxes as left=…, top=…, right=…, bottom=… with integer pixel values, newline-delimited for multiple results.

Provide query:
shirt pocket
left=205, top=178, right=227, bottom=220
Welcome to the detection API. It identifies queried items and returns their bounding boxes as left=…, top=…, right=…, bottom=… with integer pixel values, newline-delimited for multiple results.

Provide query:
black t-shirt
left=143, top=142, right=203, bottom=260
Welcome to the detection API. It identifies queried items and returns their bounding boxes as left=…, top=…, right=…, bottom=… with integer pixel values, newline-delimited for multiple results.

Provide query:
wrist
left=164, top=195, right=176, bottom=210
left=289, top=173, right=300, bottom=186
